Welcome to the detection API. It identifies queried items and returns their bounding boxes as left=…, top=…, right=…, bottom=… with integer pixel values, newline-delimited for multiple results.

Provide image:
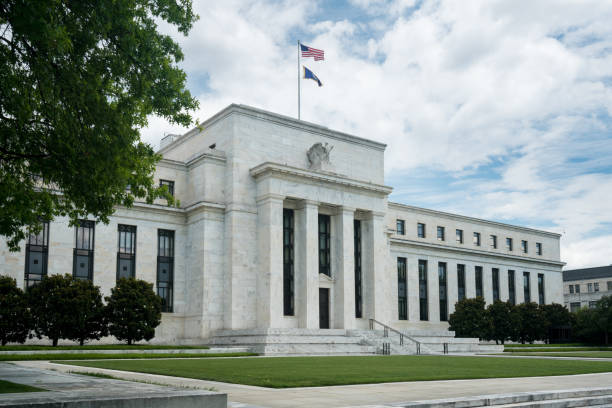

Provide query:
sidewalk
left=15, top=360, right=612, bottom=408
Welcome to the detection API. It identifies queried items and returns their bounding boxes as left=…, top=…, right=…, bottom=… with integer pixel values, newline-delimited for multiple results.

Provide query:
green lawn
left=504, top=343, right=594, bottom=348
left=508, top=352, right=612, bottom=358
left=59, top=355, right=612, bottom=388
left=0, top=379, right=45, bottom=394
left=504, top=347, right=612, bottom=353
left=0, top=344, right=209, bottom=351
left=0, top=352, right=255, bottom=361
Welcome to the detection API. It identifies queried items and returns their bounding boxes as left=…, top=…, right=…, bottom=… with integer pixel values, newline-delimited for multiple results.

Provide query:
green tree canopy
left=64, top=278, right=107, bottom=346
left=448, top=297, right=488, bottom=339
left=594, top=295, right=612, bottom=345
left=515, top=302, right=548, bottom=343
left=485, top=301, right=519, bottom=345
left=0, top=0, right=198, bottom=250
left=0, top=276, right=31, bottom=345
left=27, top=274, right=74, bottom=346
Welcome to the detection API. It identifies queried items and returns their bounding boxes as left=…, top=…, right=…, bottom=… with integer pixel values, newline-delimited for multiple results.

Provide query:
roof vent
left=160, top=133, right=181, bottom=149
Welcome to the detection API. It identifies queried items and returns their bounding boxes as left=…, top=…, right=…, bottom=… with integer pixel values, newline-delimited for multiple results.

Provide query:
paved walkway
left=14, top=360, right=612, bottom=408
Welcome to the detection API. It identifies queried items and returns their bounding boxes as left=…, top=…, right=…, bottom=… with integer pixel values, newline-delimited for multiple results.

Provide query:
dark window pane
left=397, top=257, right=407, bottom=320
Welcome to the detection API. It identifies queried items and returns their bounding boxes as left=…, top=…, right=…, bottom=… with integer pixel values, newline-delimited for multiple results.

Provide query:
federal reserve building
left=0, top=105, right=565, bottom=353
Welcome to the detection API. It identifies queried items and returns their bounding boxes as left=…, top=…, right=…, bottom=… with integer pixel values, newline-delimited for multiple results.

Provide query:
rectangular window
left=538, top=273, right=545, bottom=305
left=523, top=271, right=531, bottom=303
left=319, top=214, right=331, bottom=276
left=354, top=220, right=363, bottom=318
left=594, top=282, right=599, bottom=292
left=536, top=242, right=542, bottom=255
left=456, top=229, right=463, bottom=244
left=437, top=226, right=445, bottom=241
left=439, top=262, right=448, bottom=321
left=157, top=229, right=174, bottom=313
left=73, top=220, right=95, bottom=281
left=25, top=222, right=49, bottom=288
left=506, top=237, right=513, bottom=251
left=159, top=179, right=175, bottom=196
left=570, top=302, right=581, bottom=313
left=417, top=223, right=426, bottom=238
left=588, top=283, right=593, bottom=292
left=117, top=225, right=136, bottom=281
left=396, top=219, right=405, bottom=235
left=473, top=232, right=481, bottom=246
left=569, top=285, right=574, bottom=294
left=575, top=284, right=580, bottom=293
left=508, top=270, right=516, bottom=305
left=397, top=257, right=407, bottom=320
left=475, top=266, right=483, bottom=298
left=490, top=235, right=497, bottom=249
left=521, top=240, right=528, bottom=254
left=283, top=209, right=295, bottom=316
left=419, top=260, right=428, bottom=321
left=589, top=301, right=597, bottom=309
left=457, top=264, right=466, bottom=301
left=492, top=268, right=500, bottom=302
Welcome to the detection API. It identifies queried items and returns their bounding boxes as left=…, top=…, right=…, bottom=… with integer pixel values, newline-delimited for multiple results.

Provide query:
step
left=496, top=395, right=612, bottom=408
left=210, top=335, right=364, bottom=345
left=252, top=343, right=376, bottom=355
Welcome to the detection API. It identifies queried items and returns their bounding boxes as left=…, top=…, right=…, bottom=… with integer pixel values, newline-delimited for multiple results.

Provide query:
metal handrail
left=369, top=318, right=421, bottom=354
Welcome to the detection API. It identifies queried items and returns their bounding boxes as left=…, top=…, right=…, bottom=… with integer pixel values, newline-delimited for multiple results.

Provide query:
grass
left=504, top=347, right=612, bottom=353
left=0, top=344, right=209, bottom=351
left=58, top=355, right=612, bottom=388
left=504, top=343, right=595, bottom=348
left=66, top=371, right=218, bottom=391
left=0, top=379, right=46, bottom=394
left=0, top=352, right=256, bottom=361
left=507, top=352, right=612, bottom=358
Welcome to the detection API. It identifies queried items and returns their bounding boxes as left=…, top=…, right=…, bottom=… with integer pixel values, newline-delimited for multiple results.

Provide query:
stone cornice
left=388, top=202, right=562, bottom=238
left=250, top=162, right=393, bottom=196
left=390, top=237, right=565, bottom=268
left=126, top=200, right=225, bottom=216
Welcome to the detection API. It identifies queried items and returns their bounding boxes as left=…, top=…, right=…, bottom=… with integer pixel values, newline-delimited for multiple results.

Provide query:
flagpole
left=297, top=40, right=301, bottom=120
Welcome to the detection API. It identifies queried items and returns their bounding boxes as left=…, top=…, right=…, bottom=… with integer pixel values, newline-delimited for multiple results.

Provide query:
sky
left=141, top=0, right=612, bottom=270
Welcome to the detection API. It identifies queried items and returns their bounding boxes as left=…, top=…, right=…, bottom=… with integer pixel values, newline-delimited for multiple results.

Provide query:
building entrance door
left=319, top=288, right=330, bottom=329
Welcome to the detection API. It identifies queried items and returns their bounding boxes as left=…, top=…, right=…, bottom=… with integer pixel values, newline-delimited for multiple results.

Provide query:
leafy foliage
left=448, top=297, right=488, bottom=339
left=485, top=301, right=519, bottom=344
left=0, top=276, right=31, bottom=345
left=27, top=274, right=74, bottom=346
left=106, top=278, right=161, bottom=345
left=540, top=303, right=573, bottom=343
left=0, top=0, right=198, bottom=250
left=64, top=279, right=107, bottom=346
left=515, top=302, right=548, bottom=343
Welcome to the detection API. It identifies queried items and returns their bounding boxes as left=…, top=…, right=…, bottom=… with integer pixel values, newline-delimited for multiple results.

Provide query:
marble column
left=447, top=262, right=459, bottom=316
left=428, top=257, right=440, bottom=323
left=256, top=195, right=284, bottom=328
left=296, top=200, right=319, bottom=328
left=407, top=256, right=420, bottom=322
left=483, top=265, right=493, bottom=305
left=500, top=267, right=510, bottom=302
left=363, top=211, right=389, bottom=322
left=333, top=207, right=356, bottom=329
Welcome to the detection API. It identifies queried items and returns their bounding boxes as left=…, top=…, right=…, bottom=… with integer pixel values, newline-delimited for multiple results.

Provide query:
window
left=536, top=242, right=542, bottom=255
left=73, top=220, right=95, bottom=281
left=490, top=235, right=497, bottom=249
left=570, top=302, right=581, bottom=313
left=159, top=179, right=174, bottom=197
left=319, top=214, right=331, bottom=276
left=419, top=260, right=428, bottom=321
left=439, top=262, right=448, bottom=321
left=589, top=301, right=597, bottom=309
left=575, top=284, right=580, bottom=293
left=25, top=222, right=49, bottom=288
left=397, top=258, right=407, bottom=320
left=473, top=232, right=481, bottom=246
left=457, top=264, right=466, bottom=301
left=506, top=237, right=513, bottom=251
left=508, top=270, right=516, bottom=305
left=157, top=229, right=174, bottom=313
left=523, top=272, right=531, bottom=303
left=417, top=223, right=426, bottom=238
left=117, top=225, right=136, bottom=281
left=396, top=219, right=405, bottom=235
left=283, top=209, right=295, bottom=316
left=538, top=273, right=545, bottom=305
left=594, top=282, right=599, bottom=292
left=521, top=240, right=528, bottom=254
left=354, top=220, right=363, bottom=318
left=588, top=283, right=593, bottom=292
left=475, top=266, right=483, bottom=297
left=608, top=281, right=612, bottom=291
left=456, top=229, right=463, bottom=244
left=569, top=285, right=574, bottom=294
left=437, top=226, right=445, bottom=241
left=492, top=268, right=500, bottom=302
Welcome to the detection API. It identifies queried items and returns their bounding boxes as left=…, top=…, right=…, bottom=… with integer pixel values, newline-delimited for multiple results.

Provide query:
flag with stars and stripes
left=300, top=43, right=324, bottom=61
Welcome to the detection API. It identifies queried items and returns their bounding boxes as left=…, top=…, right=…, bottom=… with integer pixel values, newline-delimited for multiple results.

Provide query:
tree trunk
left=80, top=338, right=85, bottom=346
left=1, top=338, right=6, bottom=346
left=53, top=337, right=58, bottom=347
left=128, top=338, right=132, bottom=346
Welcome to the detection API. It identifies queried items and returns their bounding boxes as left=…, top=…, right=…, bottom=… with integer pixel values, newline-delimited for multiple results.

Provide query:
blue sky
left=144, top=0, right=612, bottom=269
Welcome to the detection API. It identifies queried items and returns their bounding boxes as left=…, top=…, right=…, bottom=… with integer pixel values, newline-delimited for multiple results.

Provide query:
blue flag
left=303, top=66, right=322, bottom=87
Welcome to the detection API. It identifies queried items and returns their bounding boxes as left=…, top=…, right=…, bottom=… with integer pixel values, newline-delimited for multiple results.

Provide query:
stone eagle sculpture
left=307, top=142, right=334, bottom=170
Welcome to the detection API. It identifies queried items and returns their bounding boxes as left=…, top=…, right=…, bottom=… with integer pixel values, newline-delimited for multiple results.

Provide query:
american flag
left=300, top=43, right=324, bottom=61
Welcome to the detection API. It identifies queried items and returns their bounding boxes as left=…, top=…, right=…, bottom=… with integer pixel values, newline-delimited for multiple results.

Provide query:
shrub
left=573, top=307, right=601, bottom=343
left=540, top=303, right=573, bottom=343
left=106, top=278, right=161, bottom=345
left=28, top=274, right=75, bottom=346
left=0, top=276, right=31, bottom=345
left=515, top=302, right=548, bottom=343
left=594, top=295, right=612, bottom=345
left=64, top=279, right=107, bottom=346
left=485, top=301, right=519, bottom=345
left=449, top=297, right=488, bottom=339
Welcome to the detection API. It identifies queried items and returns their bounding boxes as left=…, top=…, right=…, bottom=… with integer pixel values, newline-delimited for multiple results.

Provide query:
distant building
left=563, top=265, right=612, bottom=312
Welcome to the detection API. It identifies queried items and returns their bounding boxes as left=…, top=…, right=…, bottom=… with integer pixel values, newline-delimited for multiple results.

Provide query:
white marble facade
left=0, top=105, right=565, bottom=342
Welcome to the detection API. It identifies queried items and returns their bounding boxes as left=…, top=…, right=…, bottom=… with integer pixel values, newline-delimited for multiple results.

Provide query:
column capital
left=337, top=206, right=356, bottom=214
left=297, top=199, right=319, bottom=210
left=255, top=193, right=285, bottom=205
left=365, top=210, right=386, bottom=219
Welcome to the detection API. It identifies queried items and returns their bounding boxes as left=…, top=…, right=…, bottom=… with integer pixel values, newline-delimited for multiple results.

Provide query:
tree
left=515, top=302, right=548, bottom=343
left=0, top=276, right=31, bottom=345
left=106, top=278, right=161, bottom=345
left=540, top=303, right=572, bottom=343
left=27, top=274, right=74, bottom=346
left=594, top=295, right=612, bottom=345
left=64, top=279, right=107, bottom=346
left=573, top=306, right=602, bottom=344
left=485, top=301, right=519, bottom=345
left=449, top=297, right=488, bottom=339
left=0, top=0, right=198, bottom=250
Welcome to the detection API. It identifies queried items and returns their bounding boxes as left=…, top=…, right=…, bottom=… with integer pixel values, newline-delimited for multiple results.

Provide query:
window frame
left=456, top=229, right=463, bottom=244
left=473, top=232, right=481, bottom=246
left=318, top=214, right=331, bottom=277
left=536, top=242, right=542, bottom=255
left=396, top=219, right=405, bottom=236
left=159, top=179, right=175, bottom=197
left=25, top=221, right=50, bottom=288
left=418, top=260, right=428, bottom=321
left=116, top=224, right=136, bottom=281
left=73, top=220, right=95, bottom=281
left=521, top=240, right=528, bottom=254
left=506, top=237, right=513, bottom=251
left=437, top=226, right=445, bottom=241
left=283, top=209, right=295, bottom=316
left=397, top=257, right=408, bottom=320
left=490, top=235, right=497, bottom=249
left=157, top=229, right=175, bottom=313
left=417, top=223, right=426, bottom=238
